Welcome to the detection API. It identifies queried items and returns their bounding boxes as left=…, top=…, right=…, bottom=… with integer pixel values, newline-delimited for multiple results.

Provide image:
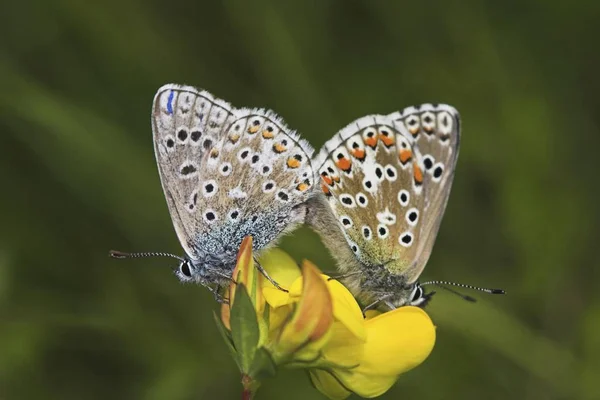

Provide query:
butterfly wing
left=388, top=104, right=460, bottom=281
left=313, top=104, right=460, bottom=285
left=153, top=84, right=314, bottom=262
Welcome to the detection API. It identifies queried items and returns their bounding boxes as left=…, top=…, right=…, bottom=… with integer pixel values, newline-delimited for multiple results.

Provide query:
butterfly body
left=309, top=105, right=460, bottom=308
left=152, top=84, right=315, bottom=285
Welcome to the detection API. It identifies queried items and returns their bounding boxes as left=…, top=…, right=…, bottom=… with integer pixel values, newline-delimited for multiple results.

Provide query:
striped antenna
left=420, top=280, right=505, bottom=303
left=109, top=250, right=184, bottom=262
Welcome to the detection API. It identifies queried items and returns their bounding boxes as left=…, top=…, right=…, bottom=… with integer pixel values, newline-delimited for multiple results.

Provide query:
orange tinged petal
left=273, top=260, right=333, bottom=360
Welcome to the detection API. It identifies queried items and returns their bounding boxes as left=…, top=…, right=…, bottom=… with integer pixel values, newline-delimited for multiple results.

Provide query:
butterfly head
left=406, top=283, right=436, bottom=307
left=175, top=258, right=195, bottom=282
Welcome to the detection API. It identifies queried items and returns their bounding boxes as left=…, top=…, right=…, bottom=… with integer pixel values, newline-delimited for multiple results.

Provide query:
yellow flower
left=310, top=306, right=436, bottom=398
left=217, top=237, right=436, bottom=399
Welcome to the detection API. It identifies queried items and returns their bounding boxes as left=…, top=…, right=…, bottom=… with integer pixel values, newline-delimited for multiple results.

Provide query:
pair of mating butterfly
left=111, top=84, right=503, bottom=310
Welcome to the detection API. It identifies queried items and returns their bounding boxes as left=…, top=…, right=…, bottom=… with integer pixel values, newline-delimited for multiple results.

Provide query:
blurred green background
left=1, top=0, right=599, bottom=399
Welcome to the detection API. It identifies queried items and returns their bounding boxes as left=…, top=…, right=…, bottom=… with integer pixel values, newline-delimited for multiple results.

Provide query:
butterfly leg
left=361, top=294, right=394, bottom=316
left=254, top=257, right=289, bottom=293
left=206, top=284, right=229, bottom=305
left=326, top=271, right=362, bottom=281
left=205, top=267, right=237, bottom=284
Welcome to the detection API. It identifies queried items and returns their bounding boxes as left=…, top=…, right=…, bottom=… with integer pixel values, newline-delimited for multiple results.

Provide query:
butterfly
left=111, top=84, right=315, bottom=297
left=308, top=104, right=501, bottom=309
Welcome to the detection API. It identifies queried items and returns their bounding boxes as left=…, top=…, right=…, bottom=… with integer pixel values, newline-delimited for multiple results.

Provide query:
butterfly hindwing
left=313, top=104, right=460, bottom=291
left=389, top=104, right=460, bottom=281
left=153, top=84, right=314, bottom=262
left=153, top=84, right=238, bottom=260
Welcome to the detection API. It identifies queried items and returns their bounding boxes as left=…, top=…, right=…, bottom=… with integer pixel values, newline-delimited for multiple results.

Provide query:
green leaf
left=230, top=284, right=260, bottom=373
left=248, top=347, right=277, bottom=382
left=212, top=312, right=240, bottom=371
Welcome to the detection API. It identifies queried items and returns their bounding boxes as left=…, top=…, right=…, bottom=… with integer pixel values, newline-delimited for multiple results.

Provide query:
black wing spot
left=424, top=157, right=434, bottom=170
left=180, top=164, right=197, bottom=175
left=177, top=129, right=188, bottom=141
left=278, top=191, right=289, bottom=201
left=190, top=131, right=202, bottom=142
left=408, top=211, right=418, bottom=222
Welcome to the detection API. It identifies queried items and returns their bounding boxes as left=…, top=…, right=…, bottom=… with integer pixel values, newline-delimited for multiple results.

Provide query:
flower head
left=217, top=237, right=436, bottom=399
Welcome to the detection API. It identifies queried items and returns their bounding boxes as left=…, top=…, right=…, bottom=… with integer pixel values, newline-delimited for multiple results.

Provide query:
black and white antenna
left=420, top=280, right=505, bottom=303
left=109, top=250, right=184, bottom=262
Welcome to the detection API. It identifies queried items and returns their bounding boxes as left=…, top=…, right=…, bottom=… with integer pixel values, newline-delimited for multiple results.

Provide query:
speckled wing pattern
left=153, top=84, right=314, bottom=262
left=313, top=104, right=460, bottom=283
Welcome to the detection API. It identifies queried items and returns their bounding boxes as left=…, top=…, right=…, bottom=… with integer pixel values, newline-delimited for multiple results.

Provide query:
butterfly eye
left=411, top=286, right=424, bottom=304
left=179, top=261, right=192, bottom=279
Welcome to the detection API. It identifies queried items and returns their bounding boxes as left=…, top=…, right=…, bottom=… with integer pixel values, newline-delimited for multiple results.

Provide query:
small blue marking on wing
left=166, top=91, right=174, bottom=115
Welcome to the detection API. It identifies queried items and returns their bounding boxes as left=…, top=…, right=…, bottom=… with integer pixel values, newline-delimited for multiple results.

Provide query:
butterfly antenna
left=109, top=250, right=185, bottom=262
left=420, top=280, right=505, bottom=303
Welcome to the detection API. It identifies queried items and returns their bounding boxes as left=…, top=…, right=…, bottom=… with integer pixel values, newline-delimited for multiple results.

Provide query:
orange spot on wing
left=399, top=149, right=412, bottom=164
left=321, top=175, right=334, bottom=186
left=210, top=148, right=219, bottom=158
left=351, top=148, right=366, bottom=160
left=413, top=162, right=423, bottom=184
left=336, top=158, right=352, bottom=172
left=379, top=132, right=395, bottom=147
left=364, top=137, right=378, bottom=148
left=229, top=134, right=240, bottom=144
left=262, top=130, right=275, bottom=139
left=296, top=182, right=310, bottom=192
left=248, top=125, right=260, bottom=134
left=332, top=175, right=341, bottom=183
left=287, top=158, right=301, bottom=169
left=273, top=143, right=287, bottom=153
left=409, top=127, right=419, bottom=136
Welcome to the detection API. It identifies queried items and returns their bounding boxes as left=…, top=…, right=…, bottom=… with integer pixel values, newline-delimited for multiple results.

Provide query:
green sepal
left=230, top=283, right=260, bottom=373
left=248, top=347, right=277, bottom=382
left=212, top=311, right=240, bottom=370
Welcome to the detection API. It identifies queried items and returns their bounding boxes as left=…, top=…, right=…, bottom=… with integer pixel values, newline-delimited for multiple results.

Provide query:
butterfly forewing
left=153, top=84, right=314, bottom=262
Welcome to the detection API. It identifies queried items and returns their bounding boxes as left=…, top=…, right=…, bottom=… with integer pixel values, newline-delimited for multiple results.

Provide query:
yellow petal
left=268, top=304, right=294, bottom=334
left=309, top=370, right=351, bottom=400
left=333, top=307, right=436, bottom=398
left=317, top=321, right=364, bottom=368
left=263, top=286, right=293, bottom=308
left=260, top=249, right=302, bottom=308
left=258, top=248, right=301, bottom=289
left=271, top=260, right=334, bottom=362
left=326, top=278, right=366, bottom=342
